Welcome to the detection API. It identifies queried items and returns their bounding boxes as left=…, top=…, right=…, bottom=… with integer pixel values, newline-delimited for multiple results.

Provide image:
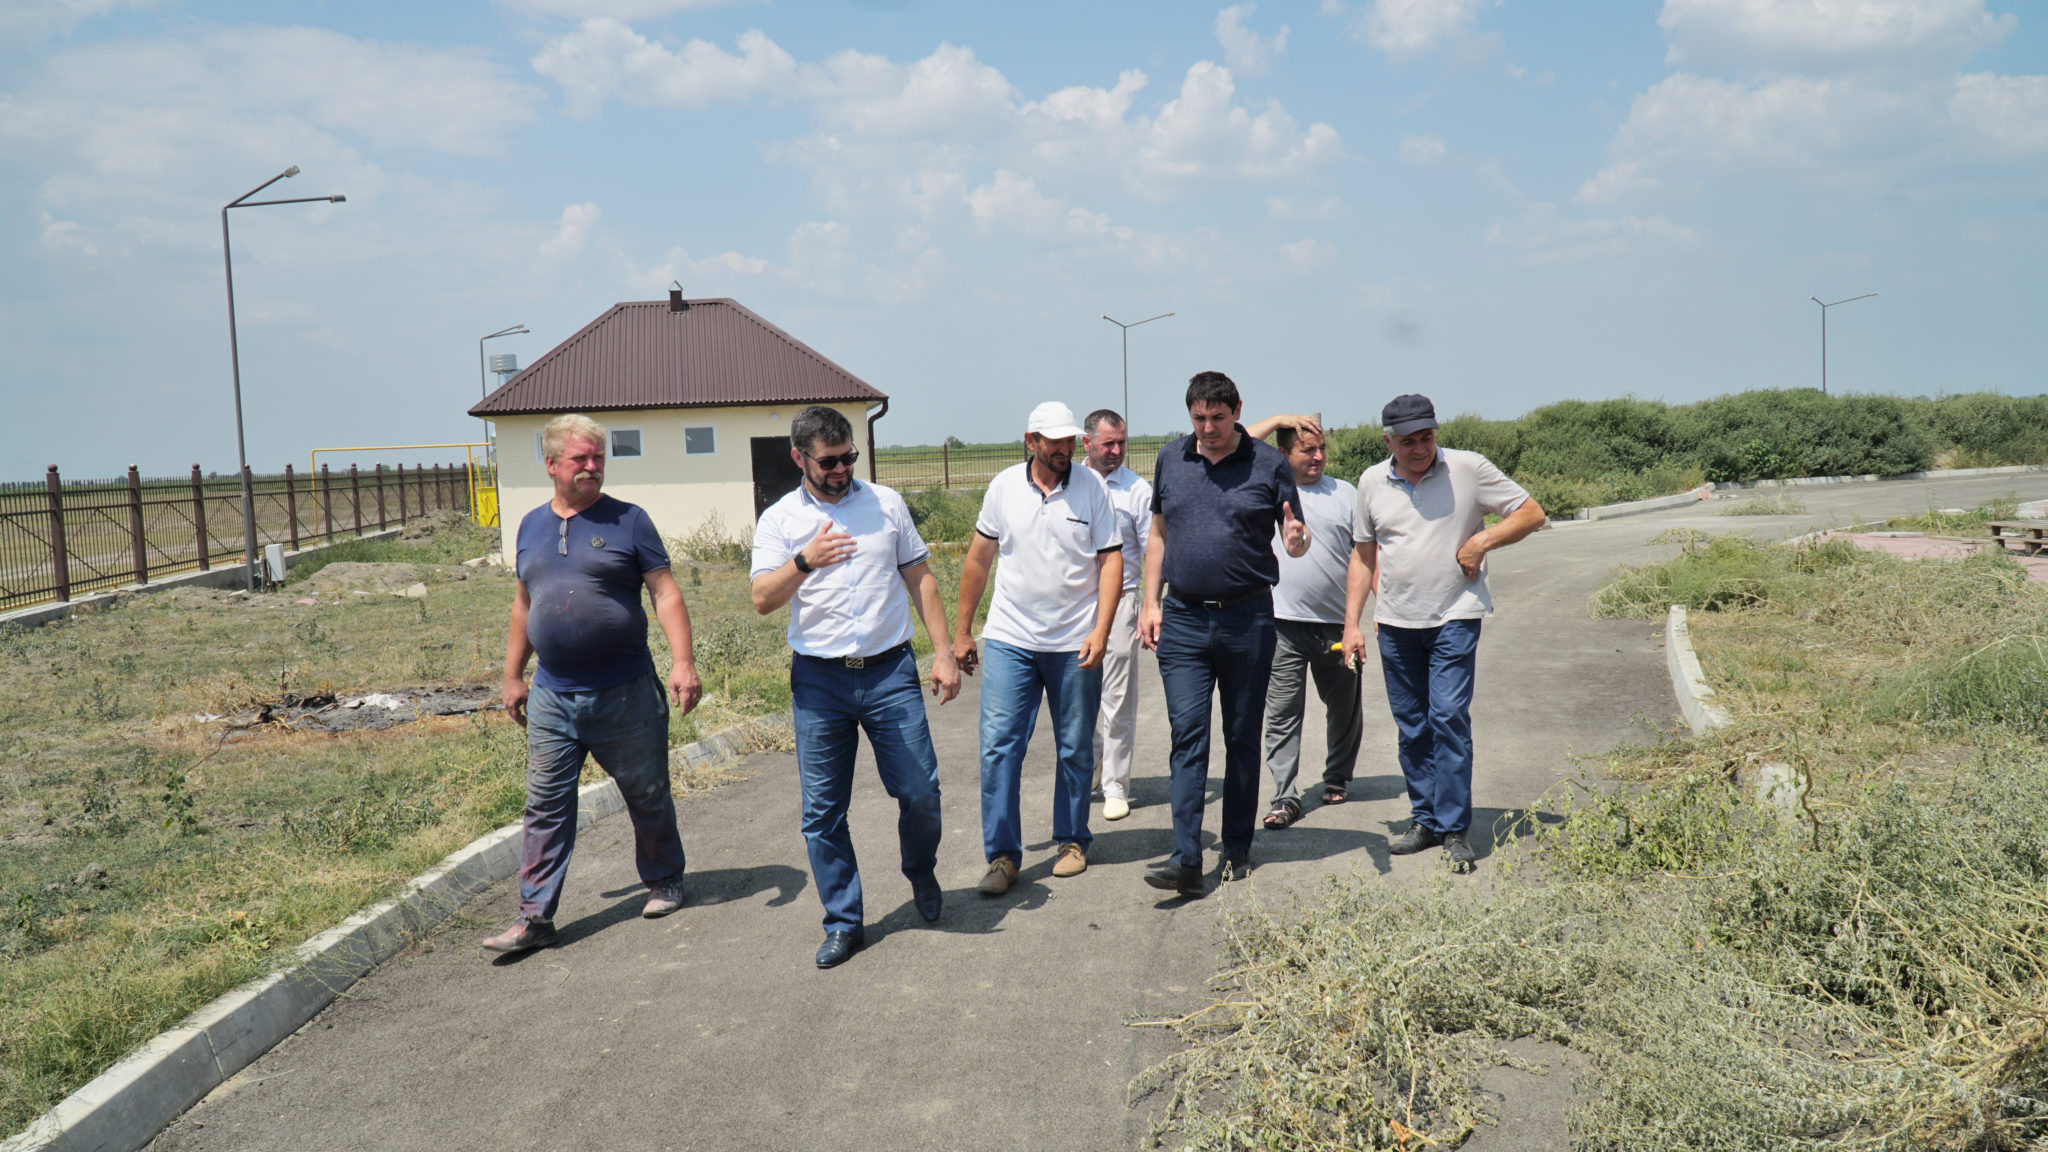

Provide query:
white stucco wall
left=491, top=402, right=875, bottom=560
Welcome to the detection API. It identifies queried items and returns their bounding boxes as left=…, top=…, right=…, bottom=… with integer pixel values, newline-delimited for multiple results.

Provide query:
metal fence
left=870, top=436, right=1175, bottom=491
left=0, top=462, right=474, bottom=612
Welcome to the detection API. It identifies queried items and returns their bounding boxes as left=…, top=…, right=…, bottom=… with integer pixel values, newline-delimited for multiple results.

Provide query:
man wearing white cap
left=953, top=401, right=1123, bottom=894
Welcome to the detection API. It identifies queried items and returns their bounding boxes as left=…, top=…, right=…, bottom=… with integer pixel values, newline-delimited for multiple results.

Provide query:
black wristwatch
left=793, top=552, right=814, bottom=574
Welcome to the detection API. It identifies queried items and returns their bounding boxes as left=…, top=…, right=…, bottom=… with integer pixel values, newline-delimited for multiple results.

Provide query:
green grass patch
left=1717, top=491, right=1807, bottom=516
left=1881, top=495, right=2021, bottom=536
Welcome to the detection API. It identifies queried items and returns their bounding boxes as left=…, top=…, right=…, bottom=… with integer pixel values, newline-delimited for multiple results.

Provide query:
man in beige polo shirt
left=1340, top=394, right=1545, bottom=872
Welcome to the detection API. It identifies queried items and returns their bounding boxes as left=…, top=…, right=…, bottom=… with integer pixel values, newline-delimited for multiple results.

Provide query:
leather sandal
left=1321, top=784, right=1349, bottom=805
left=1262, top=799, right=1301, bottom=829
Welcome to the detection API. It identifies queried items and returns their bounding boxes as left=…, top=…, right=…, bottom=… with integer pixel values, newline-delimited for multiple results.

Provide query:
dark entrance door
left=751, top=436, right=803, bottom=518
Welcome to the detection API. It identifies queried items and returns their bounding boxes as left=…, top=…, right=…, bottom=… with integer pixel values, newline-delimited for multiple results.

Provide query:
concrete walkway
left=143, top=474, right=2042, bottom=1152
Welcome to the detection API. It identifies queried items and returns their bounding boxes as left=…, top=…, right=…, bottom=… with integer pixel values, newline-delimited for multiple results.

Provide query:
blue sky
left=2, top=0, right=2043, bottom=479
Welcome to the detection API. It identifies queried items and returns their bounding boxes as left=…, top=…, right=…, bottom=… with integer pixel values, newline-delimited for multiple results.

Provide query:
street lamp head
left=329, top=194, right=346, bottom=203
left=1810, top=296, right=1822, bottom=304
left=282, top=165, right=300, bottom=178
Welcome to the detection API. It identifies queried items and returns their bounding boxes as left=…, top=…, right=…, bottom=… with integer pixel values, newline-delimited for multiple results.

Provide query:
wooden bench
left=1988, top=520, right=2047, bottom=556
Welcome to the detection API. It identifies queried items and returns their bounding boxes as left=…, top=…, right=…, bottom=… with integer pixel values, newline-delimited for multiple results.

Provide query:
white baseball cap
left=1026, top=401, right=1083, bottom=439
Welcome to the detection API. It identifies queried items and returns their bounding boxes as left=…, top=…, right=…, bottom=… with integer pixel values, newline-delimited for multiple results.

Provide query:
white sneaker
left=1103, top=795, right=1130, bottom=821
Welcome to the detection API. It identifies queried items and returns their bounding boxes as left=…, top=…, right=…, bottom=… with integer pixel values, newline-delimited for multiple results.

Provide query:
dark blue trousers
left=791, top=647, right=944, bottom=933
left=1376, top=619, right=1482, bottom=836
left=1155, top=595, right=1277, bottom=869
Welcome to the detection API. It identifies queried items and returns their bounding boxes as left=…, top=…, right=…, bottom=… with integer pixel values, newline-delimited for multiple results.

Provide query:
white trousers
left=1092, top=589, right=1141, bottom=799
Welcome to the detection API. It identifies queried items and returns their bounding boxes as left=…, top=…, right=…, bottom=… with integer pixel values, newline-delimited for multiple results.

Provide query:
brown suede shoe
left=480, top=917, right=557, bottom=955
left=977, top=855, right=1020, bottom=896
left=1051, top=843, right=1088, bottom=878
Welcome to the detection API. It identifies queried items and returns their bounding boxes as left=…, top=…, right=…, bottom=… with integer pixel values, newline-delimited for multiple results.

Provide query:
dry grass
left=1138, top=534, right=2048, bottom=1151
left=0, top=520, right=797, bottom=1131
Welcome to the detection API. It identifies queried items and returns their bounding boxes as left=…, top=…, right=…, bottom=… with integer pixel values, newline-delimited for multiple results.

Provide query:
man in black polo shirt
left=1138, top=371, right=1310, bottom=895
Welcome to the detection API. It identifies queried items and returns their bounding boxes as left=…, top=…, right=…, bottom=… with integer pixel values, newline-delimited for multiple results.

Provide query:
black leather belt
left=1167, top=588, right=1270, bottom=611
left=799, top=641, right=912, bottom=670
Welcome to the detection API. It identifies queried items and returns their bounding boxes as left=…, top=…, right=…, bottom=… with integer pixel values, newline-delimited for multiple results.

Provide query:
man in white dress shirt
left=1082, top=408, right=1151, bottom=823
left=952, top=401, right=1122, bottom=894
left=751, top=406, right=962, bottom=968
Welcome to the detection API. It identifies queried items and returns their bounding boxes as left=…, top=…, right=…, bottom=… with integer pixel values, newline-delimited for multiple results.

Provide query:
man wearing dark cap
left=1341, top=394, right=1546, bottom=872
left=1138, top=371, right=1311, bottom=895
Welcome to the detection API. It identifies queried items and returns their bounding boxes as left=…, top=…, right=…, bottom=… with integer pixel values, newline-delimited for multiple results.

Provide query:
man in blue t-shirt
left=481, top=414, right=703, bottom=955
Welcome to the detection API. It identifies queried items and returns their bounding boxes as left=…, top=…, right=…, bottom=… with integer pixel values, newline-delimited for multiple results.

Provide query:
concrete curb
left=1, top=711, right=790, bottom=1152
left=1714, top=462, right=2048, bottom=490
left=1665, top=605, right=1731, bottom=738
left=1561, top=485, right=1714, bottom=524
left=0, top=530, right=404, bottom=631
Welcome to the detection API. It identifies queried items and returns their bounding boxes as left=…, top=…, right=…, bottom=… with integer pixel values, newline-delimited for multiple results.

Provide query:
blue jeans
left=978, top=640, right=1102, bottom=862
left=791, top=646, right=944, bottom=933
left=520, top=673, right=685, bottom=921
left=1376, top=620, right=1483, bottom=836
left=1155, top=595, right=1277, bottom=869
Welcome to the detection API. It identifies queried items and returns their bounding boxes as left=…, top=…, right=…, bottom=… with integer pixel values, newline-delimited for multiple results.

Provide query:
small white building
left=471, top=294, right=889, bottom=558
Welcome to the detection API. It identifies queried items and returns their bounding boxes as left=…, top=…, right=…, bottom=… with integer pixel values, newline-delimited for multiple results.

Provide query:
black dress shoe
left=1143, top=860, right=1205, bottom=897
left=909, top=872, right=942, bottom=922
left=1388, top=823, right=1442, bottom=855
left=1218, top=855, right=1250, bottom=882
left=816, top=929, right=865, bottom=969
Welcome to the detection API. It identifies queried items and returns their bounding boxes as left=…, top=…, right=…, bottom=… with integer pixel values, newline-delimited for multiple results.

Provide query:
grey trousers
left=1263, top=618, right=1364, bottom=805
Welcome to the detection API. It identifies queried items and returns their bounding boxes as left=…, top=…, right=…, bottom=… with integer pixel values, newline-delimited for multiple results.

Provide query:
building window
left=611, top=429, right=643, bottom=458
left=533, top=431, right=544, bottom=463
left=684, top=426, right=716, bottom=455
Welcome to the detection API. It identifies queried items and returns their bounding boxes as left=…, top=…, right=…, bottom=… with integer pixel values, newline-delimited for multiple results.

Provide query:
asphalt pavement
left=143, top=473, right=2042, bottom=1152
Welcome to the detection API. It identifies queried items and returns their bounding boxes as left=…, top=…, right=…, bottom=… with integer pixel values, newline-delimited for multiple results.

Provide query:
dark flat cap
left=1382, top=394, right=1438, bottom=436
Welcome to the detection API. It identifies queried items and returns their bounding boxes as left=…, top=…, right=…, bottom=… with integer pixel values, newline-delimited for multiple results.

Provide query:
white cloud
left=531, top=20, right=801, bottom=117
left=508, top=0, right=751, bottom=18
left=0, top=0, right=149, bottom=44
left=1659, top=0, right=2014, bottom=74
left=1267, top=193, right=1345, bottom=220
left=540, top=201, right=601, bottom=258
left=1579, top=72, right=1938, bottom=199
left=533, top=23, right=1340, bottom=208
left=1358, top=0, right=1497, bottom=60
left=1215, top=4, right=1290, bottom=77
left=1279, top=237, right=1333, bottom=272
left=1398, top=133, right=1446, bottom=167
left=1485, top=206, right=1701, bottom=264
left=2, top=26, right=541, bottom=174
left=1950, top=72, right=2048, bottom=155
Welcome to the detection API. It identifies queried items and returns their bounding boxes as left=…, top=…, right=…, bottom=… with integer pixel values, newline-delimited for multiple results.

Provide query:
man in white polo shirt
left=751, top=405, right=962, bottom=968
left=1081, top=408, right=1150, bottom=823
left=1259, top=421, right=1364, bottom=831
left=1341, top=394, right=1546, bottom=872
left=952, top=401, right=1122, bottom=894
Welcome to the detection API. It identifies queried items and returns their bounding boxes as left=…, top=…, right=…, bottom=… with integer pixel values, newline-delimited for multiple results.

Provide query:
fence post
left=190, top=464, right=210, bottom=571
left=126, top=465, right=148, bottom=586
left=396, top=463, right=409, bottom=523
left=375, top=465, right=388, bottom=530
left=320, top=464, right=334, bottom=542
left=45, top=465, right=71, bottom=603
left=284, top=463, right=300, bottom=551
left=942, top=443, right=950, bottom=489
left=415, top=464, right=427, bottom=516
left=349, top=465, right=362, bottom=535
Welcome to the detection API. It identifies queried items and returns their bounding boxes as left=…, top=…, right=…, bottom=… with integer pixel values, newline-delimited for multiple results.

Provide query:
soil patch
left=208, top=684, right=501, bottom=732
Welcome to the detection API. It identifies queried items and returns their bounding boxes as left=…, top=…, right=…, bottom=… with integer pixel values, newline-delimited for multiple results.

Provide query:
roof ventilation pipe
left=669, top=281, right=688, bottom=312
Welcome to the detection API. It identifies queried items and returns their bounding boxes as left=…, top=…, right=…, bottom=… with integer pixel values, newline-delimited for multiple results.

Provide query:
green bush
left=903, top=487, right=980, bottom=544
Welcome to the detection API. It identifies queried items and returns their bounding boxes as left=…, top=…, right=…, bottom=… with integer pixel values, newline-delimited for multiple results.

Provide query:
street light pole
left=1809, top=292, right=1877, bottom=395
left=223, top=165, right=346, bottom=590
left=1101, top=311, right=1173, bottom=430
left=479, top=323, right=528, bottom=401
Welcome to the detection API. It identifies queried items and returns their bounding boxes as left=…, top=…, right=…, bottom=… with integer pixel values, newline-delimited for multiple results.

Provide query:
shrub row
left=1320, top=389, right=2048, bottom=517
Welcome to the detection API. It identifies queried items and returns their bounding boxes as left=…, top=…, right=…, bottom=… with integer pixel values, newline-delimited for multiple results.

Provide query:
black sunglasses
left=803, top=448, right=860, bottom=472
